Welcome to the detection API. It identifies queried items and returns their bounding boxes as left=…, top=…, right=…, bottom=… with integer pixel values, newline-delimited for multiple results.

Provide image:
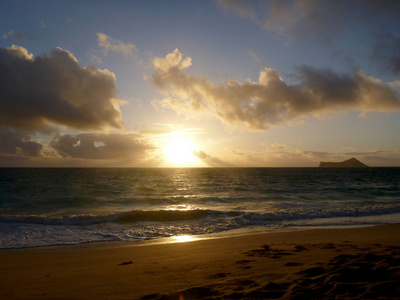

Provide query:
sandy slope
left=1, top=225, right=400, bottom=299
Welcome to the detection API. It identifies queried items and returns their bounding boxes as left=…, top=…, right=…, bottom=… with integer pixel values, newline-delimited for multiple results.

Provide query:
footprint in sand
left=284, top=262, right=305, bottom=267
left=205, top=272, right=230, bottom=279
left=118, top=260, right=133, bottom=265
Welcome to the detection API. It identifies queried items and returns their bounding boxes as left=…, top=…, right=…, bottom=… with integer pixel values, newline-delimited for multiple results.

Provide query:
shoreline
left=1, top=224, right=400, bottom=299
left=0, top=223, right=379, bottom=252
left=3, top=209, right=400, bottom=250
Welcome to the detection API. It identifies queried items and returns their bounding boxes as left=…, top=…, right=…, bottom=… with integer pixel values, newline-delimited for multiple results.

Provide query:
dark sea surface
left=0, top=167, right=399, bottom=248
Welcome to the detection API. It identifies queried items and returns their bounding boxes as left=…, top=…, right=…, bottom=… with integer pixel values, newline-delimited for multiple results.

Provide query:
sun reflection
left=173, top=235, right=197, bottom=243
left=167, top=204, right=193, bottom=211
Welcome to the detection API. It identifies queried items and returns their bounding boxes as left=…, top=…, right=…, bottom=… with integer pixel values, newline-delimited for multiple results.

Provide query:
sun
left=162, top=136, right=199, bottom=166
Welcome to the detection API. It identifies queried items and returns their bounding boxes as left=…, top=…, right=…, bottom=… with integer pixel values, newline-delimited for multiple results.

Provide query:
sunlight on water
left=173, top=235, right=197, bottom=243
left=167, top=204, right=193, bottom=211
left=1, top=168, right=400, bottom=248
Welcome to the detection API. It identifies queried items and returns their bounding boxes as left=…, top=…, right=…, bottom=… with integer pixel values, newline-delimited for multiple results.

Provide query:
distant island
left=319, top=158, right=368, bottom=168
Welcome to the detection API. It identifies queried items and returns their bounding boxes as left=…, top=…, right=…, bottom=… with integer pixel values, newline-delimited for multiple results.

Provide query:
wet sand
left=1, top=224, right=400, bottom=299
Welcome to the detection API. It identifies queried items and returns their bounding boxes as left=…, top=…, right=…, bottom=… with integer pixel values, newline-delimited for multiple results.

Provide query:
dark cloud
left=3, top=30, right=36, bottom=40
left=0, top=128, right=42, bottom=157
left=372, top=33, right=400, bottom=76
left=263, top=0, right=349, bottom=44
left=217, top=0, right=400, bottom=74
left=0, top=45, right=123, bottom=133
left=50, top=133, right=154, bottom=160
left=151, top=49, right=400, bottom=131
left=217, top=0, right=400, bottom=43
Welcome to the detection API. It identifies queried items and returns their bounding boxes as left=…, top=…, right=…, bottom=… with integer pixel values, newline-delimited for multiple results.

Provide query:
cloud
left=217, top=0, right=400, bottom=44
left=50, top=133, right=154, bottom=160
left=217, top=1, right=400, bottom=76
left=97, top=33, right=137, bottom=57
left=340, top=150, right=393, bottom=156
left=150, top=49, right=400, bottom=131
left=302, top=150, right=331, bottom=158
left=0, top=128, right=42, bottom=157
left=228, top=144, right=316, bottom=167
left=227, top=144, right=400, bottom=167
left=152, top=123, right=203, bottom=133
left=85, top=51, right=103, bottom=65
left=261, top=0, right=356, bottom=43
left=140, top=129, right=172, bottom=135
left=0, top=45, right=123, bottom=133
left=3, top=30, right=36, bottom=40
left=371, top=33, right=400, bottom=76
left=192, top=150, right=229, bottom=167
left=363, top=154, right=400, bottom=166
left=217, top=0, right=400, bottom=74
left=216, top=0, right=255, bottom=19
left=39, top=21, right=48, bottom=28
left=152, top=48, right=192, bottom=74
left=216, top=0, right=346, bottom=42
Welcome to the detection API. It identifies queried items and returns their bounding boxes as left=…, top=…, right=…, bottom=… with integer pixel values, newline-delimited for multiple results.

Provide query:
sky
left=1, top=0, right=400, bottom=167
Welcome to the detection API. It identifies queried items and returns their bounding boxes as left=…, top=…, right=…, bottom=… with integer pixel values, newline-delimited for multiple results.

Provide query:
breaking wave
left=2, top=202, right=400, bottom=227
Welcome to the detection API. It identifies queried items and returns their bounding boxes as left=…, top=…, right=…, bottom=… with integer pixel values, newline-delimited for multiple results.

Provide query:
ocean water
left=0, top=167, right=399, bottom=249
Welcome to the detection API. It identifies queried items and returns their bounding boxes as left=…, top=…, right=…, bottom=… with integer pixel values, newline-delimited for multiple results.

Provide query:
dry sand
left=1, top=224, right=400, bottom=299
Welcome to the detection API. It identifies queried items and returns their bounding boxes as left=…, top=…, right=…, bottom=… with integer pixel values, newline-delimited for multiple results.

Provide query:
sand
left=1, top=224, right=400, bottom=299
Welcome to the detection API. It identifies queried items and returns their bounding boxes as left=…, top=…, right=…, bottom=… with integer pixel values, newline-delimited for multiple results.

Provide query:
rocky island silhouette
left=319, top=158, right=368, bottom=168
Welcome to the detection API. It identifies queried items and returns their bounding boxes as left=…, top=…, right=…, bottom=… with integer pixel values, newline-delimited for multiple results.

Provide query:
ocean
left=1, top=167, right=399, bottom=249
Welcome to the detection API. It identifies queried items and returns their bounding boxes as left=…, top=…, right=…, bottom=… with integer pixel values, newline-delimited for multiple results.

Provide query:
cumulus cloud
left=97, top=33, right=137, bottom=57
left=0, top=128, right=42, bottom=157
left=50, top=133, right=154, bottom=160
left=0, top=45, right=123, bottom=133
left=150, top=49, right=400, bottom=131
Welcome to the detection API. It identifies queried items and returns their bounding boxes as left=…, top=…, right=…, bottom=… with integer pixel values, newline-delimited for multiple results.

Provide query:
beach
left=1, top=224, right=400, bottom=299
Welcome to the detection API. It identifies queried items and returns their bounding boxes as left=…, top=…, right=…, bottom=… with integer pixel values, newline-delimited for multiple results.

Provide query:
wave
left=0, top=209, right=226, bottom=226
left=2, top=203, right=400, bottom=227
